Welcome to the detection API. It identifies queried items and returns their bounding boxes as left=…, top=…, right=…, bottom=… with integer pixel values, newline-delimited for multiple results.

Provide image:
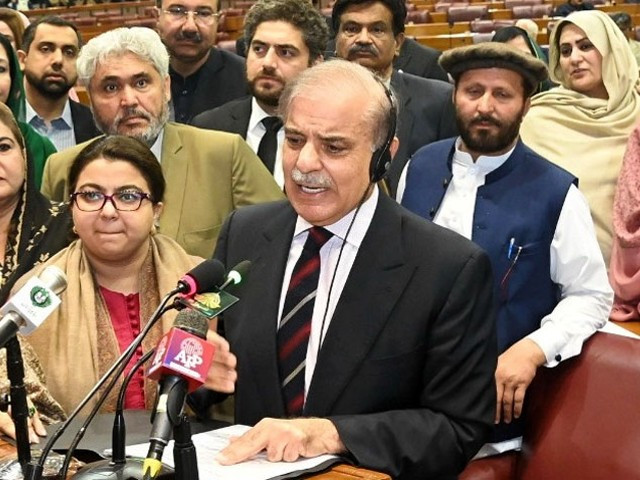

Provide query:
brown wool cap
left=439, top=42, right=549, bottom=96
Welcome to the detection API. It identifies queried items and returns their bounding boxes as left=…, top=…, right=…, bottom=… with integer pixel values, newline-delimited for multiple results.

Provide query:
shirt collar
left=151, top=128, right=165, bottom=162
left=248, top=97, right=274, bottom=132
left=25, top=98, right=73, bottom=127
left=453, top=136, right=516, bottom=176
left=293, top=186, right=379, bottom=249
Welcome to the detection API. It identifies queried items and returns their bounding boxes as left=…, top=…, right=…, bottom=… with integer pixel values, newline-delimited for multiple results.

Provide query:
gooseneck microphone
left=26, top=260, right=225, bottom=480
left=143, top=310, right=212, bottom=480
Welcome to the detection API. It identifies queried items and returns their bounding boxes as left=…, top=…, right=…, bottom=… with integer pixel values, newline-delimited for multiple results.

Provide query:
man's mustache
left=176, top=30, right=202, bottom=43
left=291, top=168, right=334, bottom=188
left=347, top=44, right=378, bottom=57
left=470, top=115, right=501, bottom=127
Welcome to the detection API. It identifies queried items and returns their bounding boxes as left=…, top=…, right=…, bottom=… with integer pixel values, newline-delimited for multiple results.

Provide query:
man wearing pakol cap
left=397, top=42, right=613, bottom=457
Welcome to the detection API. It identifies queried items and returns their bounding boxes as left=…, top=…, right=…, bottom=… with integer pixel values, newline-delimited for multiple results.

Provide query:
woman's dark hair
left=492, top=26, right=537, bottom=56
left=68, top=135, right=165, bottom=203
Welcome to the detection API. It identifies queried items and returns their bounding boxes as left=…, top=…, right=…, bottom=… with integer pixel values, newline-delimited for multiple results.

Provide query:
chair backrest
left=520, top=332, right=640, bottom=480
left=473, top=31, right=495, bottom=43
left=511, top=5, right=533, bottom=19
left=470, top=19, right=497, bottom=32
left=406, top=9, right=431, bottom=24
left=531, top=3, right=553, bottom=17
left=448, top=5, right=488, bottom=23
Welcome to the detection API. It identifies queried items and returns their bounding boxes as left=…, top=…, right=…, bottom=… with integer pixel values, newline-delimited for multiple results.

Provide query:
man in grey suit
left=200, top=60, right=496, bottom=480
left=192, top=0, right=329, bottom=188
left=332, top=0, right=458, bottom=194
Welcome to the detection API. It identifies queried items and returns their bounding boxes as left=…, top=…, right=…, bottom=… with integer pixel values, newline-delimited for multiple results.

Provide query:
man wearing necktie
left=196, top=60, right=498, bottom=480
left=192, top=0, right=329, bottom=189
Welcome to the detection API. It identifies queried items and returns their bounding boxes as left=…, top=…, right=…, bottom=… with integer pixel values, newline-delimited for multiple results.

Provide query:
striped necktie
left=277, top=226, right=333, bottom=416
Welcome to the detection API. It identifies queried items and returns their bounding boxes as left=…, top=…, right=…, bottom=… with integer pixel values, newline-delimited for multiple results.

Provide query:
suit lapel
left=242, top=205, right=297, bottom=417
left=230, top=97, right=252, bottom=137
left=158, top=123, right=186, bottom=240
left=304, top=196, right=415, bottom=415
left=390, top=71, right=414, bottom=161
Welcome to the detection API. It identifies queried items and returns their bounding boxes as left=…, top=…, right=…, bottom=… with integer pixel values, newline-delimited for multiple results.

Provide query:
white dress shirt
left=277, top=187, right=379, bottom=401
left=246, top=97, right=284, bottom=189
left=398, top=138, right=613, bottom=455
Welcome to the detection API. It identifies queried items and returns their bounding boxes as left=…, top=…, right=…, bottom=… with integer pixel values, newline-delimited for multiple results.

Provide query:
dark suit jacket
left=191, top=95, right=252, bottom=137
left=389, top=70, right=458, bottom=195
left=212, top=195, right=497, bottom=480
left=69, top=99, right=100, bottom=144
left=394, top=38, right=449, bottom=82
left=170, top=47, right=248, bottom=124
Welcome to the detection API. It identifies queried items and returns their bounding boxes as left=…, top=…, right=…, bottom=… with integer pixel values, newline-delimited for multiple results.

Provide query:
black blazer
left=388, top=70, right=458, bottom=195
left=191, top=95, right=252, bottom=137
left=69, top=100, right=100, bottom=144
left=170, top=48, right=248, bottom=124
left=213, top=195, right=497, bottom=480
left=394, top=38, right=449, bottom=82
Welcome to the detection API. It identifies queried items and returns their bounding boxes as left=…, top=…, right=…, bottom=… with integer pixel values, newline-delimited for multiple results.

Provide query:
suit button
left=555, top=354, right=562, bottom=362
left=443, top=178, right=449, bottom=187
left=429, top=208, right=436, bottom=218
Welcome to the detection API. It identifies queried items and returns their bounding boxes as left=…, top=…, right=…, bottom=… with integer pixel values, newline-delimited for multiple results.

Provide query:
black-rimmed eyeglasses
left=70, top=191, right=153, bottom=212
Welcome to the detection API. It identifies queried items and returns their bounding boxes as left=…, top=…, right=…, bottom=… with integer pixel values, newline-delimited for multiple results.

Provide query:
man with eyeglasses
left=156, top=0, right=247, bottom=123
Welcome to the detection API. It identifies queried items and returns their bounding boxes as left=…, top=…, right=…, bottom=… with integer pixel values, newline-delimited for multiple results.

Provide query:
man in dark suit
left=192, top=0, right=329, bottom=188
left=395, top=37, right=448, bottom=81
left=200, top=60, right=496, bottom=480
left=155, top=0, right=247, bottom=123
left=18, top=16, right=99, bottom=151
left=331, top=0, right=458, bottom=195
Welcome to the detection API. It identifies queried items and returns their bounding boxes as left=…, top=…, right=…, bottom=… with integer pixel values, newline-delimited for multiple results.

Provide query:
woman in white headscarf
left=520, top=10, right=640, bottom=265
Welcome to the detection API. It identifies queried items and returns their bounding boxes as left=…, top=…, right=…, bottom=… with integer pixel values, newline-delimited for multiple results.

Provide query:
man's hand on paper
left=495, top=338, right=546, bottom=424
left=216, top=417, right=346, bottom=464
left=204, top=329, right=237, bottom=393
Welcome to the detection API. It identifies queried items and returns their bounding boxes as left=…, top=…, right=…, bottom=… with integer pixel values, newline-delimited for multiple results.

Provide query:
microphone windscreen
left=173, top=309, right=209, bottom=339
left=230, top=260, right=252, bottom=284
left=185, top=259, right=226, bottom=294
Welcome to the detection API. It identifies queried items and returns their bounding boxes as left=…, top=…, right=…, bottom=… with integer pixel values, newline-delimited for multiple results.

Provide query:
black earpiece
left=369, top=85, right=397, bottom=183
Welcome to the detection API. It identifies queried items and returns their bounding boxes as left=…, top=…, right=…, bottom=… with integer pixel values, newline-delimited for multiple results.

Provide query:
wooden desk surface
left=612, top=320, right=640, bottom=336
left=0, top=439, right=390, bottom=479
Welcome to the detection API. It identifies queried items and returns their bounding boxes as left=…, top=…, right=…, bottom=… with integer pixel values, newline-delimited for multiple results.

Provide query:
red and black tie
left=277, top=226, right=333, bottom=416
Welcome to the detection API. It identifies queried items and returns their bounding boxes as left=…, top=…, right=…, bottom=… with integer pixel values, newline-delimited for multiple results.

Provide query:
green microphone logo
left=30, top=286, right=52, bottom=308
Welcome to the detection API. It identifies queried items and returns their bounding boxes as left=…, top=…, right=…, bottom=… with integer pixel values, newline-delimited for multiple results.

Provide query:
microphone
left=0, top=266, right=67, bottom=348
left=30, top=263, right=225, bottom=480
left=217, top=260, right=251, bottom=291
left=176, top=259, right=226, bottom=297
left=143, top=310, right=213, bottom=479
left=175, top=260, right=251, bottom=319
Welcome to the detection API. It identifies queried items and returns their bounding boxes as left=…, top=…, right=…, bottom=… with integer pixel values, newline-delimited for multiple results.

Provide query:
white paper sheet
left=121, top=424, right=340, bottom=480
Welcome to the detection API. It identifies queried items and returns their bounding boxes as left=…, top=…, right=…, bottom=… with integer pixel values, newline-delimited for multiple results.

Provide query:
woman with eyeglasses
left=12, top=135, right=203, bottom=414
left=0, top=102, right=70, bottom=443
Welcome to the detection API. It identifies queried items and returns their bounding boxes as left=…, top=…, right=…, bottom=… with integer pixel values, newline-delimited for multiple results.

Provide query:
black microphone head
left=228, top=260, right=252, bottom=286
left=173, top=309, right=209, bottom=339
left=179, top=259, right=226, bottom=295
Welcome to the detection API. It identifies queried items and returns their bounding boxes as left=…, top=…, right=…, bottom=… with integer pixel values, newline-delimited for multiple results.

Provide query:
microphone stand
left=71, top=350, right=174, bottom=480
left=24, top=287, right=181, bottom=480
left=4, top=337, right=31, bottom=470
left=173, top=414, right=199, bottom=480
